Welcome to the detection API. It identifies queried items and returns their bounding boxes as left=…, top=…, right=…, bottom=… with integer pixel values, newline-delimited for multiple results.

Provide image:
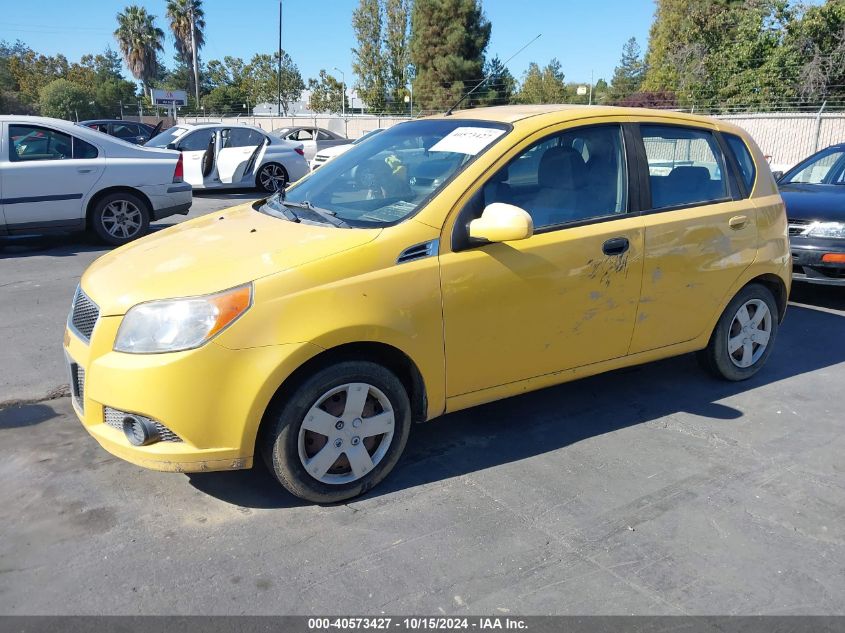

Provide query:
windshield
left=146, top=126, right=189, bottom=148
left=282, top=119, right=509, bottom=226
left=782, top=148, right=845, bottom=185
left=352, top=129, right=384, bottom=145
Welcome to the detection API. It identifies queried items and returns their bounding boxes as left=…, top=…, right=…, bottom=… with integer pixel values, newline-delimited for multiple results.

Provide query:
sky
left=0, top=0, right=656, bottom=87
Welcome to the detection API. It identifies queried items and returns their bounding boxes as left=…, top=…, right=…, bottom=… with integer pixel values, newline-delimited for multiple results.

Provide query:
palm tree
left=114, top=6, right=165, bottom=95
left=166, top=0, right=205, bottom=103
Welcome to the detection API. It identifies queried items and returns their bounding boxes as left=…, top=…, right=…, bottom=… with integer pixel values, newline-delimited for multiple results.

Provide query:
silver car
left=270, top=126, right=349, bottom=161
left=147, top=124, right=310, bottom=192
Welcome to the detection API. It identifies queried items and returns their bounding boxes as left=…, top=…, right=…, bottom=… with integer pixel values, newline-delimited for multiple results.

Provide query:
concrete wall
left=177, top=114, right=412, bottom=140
left=175, top=111, right=845, bottom=172
left=715, top=113, right=845, bottom=172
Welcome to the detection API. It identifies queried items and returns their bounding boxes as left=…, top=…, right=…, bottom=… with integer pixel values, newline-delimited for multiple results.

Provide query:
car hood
left=317, top=143, right=353, bottom=158
left=82, top=202, right=381, bottom=316
left=779, top=183, right=845, bottom=222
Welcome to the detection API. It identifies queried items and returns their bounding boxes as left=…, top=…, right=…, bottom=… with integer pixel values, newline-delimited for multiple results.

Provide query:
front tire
left=261, top=361, right=411, bottom=503
left=256, top=162, right=288, bottom=193
left=91, top=192, right=151, bottom=246
left=697, top=283, right=779, bottom=381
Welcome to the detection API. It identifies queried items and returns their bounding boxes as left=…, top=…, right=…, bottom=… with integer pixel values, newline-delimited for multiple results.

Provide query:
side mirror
left=469, top=203, right=534, bottom=243
left=772, top=170, right=784, bottom=182
left=166, top=142, right=179, bottom=151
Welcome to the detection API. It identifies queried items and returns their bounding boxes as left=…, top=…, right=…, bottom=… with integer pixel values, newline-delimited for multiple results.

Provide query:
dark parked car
left=79, top=119, right=162, bottom=145
left=778, top=143, right=845, bottom=286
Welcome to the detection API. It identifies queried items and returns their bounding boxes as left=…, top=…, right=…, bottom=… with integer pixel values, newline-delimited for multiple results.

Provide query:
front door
left=217, top=128, right=267, bottom=184
left=439, top=122, right=644, bottom=400
left=2, top=123, right=104, bottom=228
left=178, top=128, right=217, bottom=187
left=628, top=122, right=759, bottom=354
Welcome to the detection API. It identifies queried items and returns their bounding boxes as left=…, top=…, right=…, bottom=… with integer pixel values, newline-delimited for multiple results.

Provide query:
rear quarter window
left=725, top=134, right=756, bottom=194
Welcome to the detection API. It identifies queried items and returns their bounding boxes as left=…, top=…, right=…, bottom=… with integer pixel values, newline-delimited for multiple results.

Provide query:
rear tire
left=697, top=283, right=779, bottom=381
left=261, top=361, right=411, bottom=503
left=256, top=162, right=288, bottom=193
left=90, top=192, right=150, bottom=246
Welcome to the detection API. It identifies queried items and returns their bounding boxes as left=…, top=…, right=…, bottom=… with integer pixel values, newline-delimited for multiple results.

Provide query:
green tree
left=410, top=0, right=491, bottom=111
left=39, top=78, right=96, bottom=120
left=203, top=84, right=248, bottom=114
left=517, top=59, right=567, bottom=104
left=166, top=0, right=205, bottom=100
left=384, top=0, right=411, bottom=111
left=307, top=69, right=349, bottom=114
left=242, top=52, right=304, bottom=115
left=352, top=0, right=387, bottom=112
left=114, top=5, right=165, bottom=94
left=608, top=37, right=645, bottom=103
left=479, top=55, right=515, bottom=106
left=206, top=56, right=246, bottom=90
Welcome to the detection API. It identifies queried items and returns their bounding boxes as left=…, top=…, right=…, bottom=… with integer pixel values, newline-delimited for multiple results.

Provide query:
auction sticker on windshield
left=429, top=126, right=506, bottom=155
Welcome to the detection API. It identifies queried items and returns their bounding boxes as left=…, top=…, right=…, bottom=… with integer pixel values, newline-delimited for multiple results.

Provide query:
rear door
left=217, top=128, right=267, bottom=184
left=628, top=121, right=758, bottom=353
left=1, top=123, right=103, bottom=229
left=177, top=128, right=217, bottom=187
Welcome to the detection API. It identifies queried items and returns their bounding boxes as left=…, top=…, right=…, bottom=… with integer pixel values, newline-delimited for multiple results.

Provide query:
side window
left=725, top=134, right=756, bottom=193
left=642, top=125, right=728, bottom=209
left=73, top=137, right=99, bottom=159
left=9, top=125, right=73, bottom=162
left=483, top=125, right=628, bottom=229
left=316, top=130, right=332, bottom=141
left=179, top=129, right=215, bottom=151
left=226, top=128, right=265, bottom=148
left=113, top=123, right=140, bottom=139
left=295, top=129, right=314, bottom=140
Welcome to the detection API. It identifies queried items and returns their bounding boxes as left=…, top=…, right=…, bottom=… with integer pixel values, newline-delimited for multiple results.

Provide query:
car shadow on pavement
left=188, top=299, right=845, bottom=509
left=0, top=402, right=60, bottom=430
left=0, top=233, right=107, bottom=259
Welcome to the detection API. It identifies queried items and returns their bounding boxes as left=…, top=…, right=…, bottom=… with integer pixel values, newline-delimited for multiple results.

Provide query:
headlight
left=808, top=222, right=845, bottom=239
left=114, top=284, right=252, bottom=353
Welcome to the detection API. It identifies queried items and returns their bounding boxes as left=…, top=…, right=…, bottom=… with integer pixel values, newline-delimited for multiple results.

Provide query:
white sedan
left=0, top=115, right=191, bottom=245
left=146, top=123, right=310, bottom=192
left=310, top=128, right=386, bottom=171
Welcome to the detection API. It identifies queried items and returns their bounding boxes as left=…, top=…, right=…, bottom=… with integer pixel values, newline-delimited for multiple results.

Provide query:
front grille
left=69, top=287, right=99, bottom=342
left=70, top=364, right=85, bottom=412
left=103, top=407, right=183, bottom=443
left=788, top=219, right=813, bottom=236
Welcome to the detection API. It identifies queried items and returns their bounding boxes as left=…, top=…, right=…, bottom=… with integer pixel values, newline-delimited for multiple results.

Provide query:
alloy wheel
left=259, top=164, right=286, bottom=192
left=101, top=200, right=143, bottom=239
left=297, top=382, right=395, bottom=485
left=727, top=299, right=772, bottom=368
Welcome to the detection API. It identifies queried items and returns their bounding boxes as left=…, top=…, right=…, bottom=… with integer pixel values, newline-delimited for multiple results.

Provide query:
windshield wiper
left=260, top=195, right=300, bottom=223
left=283, top=200, right=350, bottom=228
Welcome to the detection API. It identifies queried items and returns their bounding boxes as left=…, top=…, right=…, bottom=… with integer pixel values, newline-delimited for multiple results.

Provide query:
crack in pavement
left=0, top=384, right=70, bottom=410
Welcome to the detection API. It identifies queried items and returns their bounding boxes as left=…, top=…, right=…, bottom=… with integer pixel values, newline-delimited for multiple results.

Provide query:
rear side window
left=224, top=128, right=266, bottom=148
left=641, top=125, right=728, bottom=209
left=73, top=137, right=99, bottom=159
left=725, top=134, right=756, bottom=193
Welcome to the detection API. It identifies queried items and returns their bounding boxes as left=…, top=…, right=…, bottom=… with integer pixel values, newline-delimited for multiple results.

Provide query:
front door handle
left=729, top=215, right=748, bottom=229
left=602, top=237, right=630, bottom=256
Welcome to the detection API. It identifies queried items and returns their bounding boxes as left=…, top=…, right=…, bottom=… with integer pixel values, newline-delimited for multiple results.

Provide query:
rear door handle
left=729, top=215, right=748, bottom=229
left=602, top=237, right=630, bottom=256
left=77, top=168, right=94, bottom=174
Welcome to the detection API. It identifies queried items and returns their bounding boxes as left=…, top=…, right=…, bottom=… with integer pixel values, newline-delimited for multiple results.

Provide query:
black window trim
left=632, top=122, right=742, bottom=215
left=780, top=146, right=845, bottom=185
left=452, top=121, right=638, bottom=252
left=8, top=123, right=99, bottom=162
left=721, top=132, right=757, bottom=197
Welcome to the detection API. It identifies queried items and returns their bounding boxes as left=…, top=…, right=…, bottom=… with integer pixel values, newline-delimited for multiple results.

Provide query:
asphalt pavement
left=1, top=195, right=844, bottom=615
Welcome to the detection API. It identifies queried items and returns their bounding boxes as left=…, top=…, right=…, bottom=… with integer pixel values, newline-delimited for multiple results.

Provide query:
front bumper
left=64, top=315, right=321, bottom=473
left=791, top=236, right=845, bottom=286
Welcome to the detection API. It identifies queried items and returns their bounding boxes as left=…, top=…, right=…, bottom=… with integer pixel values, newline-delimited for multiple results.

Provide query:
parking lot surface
left=1, top=193, right=844, bottom=615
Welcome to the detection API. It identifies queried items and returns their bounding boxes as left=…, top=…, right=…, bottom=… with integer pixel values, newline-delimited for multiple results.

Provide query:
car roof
left=174, top=122, right=267, bottom=133
left=426, top=104, right=726, bottom=126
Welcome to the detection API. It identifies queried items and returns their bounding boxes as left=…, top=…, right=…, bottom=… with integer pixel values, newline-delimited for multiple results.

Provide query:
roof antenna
left=445, top=33, right=542, bottom=116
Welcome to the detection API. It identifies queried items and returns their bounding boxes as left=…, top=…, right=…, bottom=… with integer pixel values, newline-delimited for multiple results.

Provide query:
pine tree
left=384, top=0, right=411, bottom=112
left=608, top=37, right=645, bottom=104
left=479, top=55, right=515, bottom=106
left=516, top=59, right=566, bottom=104
left=409, top=0, right=491, bottom=111
left=352, top=0, right=387, bottom=113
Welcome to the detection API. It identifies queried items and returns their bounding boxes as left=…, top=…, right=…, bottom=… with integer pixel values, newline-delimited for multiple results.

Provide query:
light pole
left=334, top=67, right=346, bottom=118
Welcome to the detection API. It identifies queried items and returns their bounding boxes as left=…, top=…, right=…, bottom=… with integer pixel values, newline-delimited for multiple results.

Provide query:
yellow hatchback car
left=65, top=105, right=790, bottom=502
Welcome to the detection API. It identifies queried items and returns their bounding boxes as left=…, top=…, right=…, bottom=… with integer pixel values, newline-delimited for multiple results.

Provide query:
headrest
left=538, top=146, right=588, bottom=190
